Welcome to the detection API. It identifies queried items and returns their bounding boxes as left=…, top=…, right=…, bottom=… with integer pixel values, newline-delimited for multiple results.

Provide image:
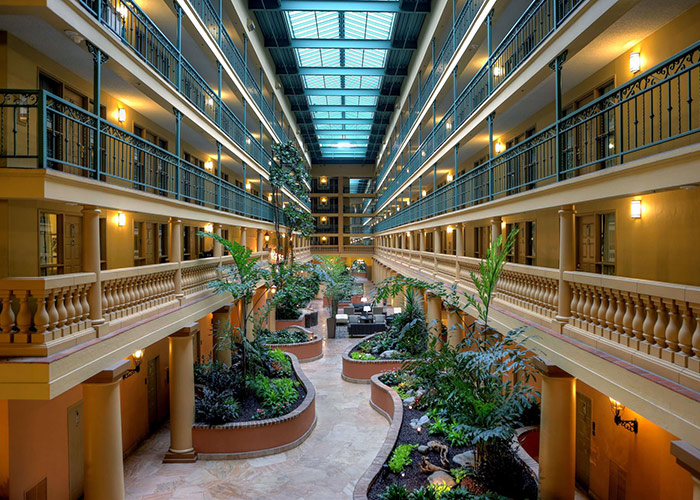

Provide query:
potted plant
left=317, top=255, right=355, bottom=339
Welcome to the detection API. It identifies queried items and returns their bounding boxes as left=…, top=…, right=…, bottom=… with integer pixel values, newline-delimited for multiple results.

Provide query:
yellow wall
left=0, top=400, right=8, bottom=498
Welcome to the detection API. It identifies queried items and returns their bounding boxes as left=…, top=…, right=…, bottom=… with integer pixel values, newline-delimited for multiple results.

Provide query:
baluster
left=81, top=284, right=91, bottom=323
left=101, top=282, right=109, bottom=317
left=665, top=300, right=680, bottom=353
left=621, top=293, right=634, bottom=338
left=105, top=281, right=116, bottom=317
left=47, top=290, right=59, bottom=336
left=600, top=290, right=612, bottom=336
left=64, top=288, right=77, bottom=333
left=691, top=304, right=700, bottom=361
left=569, top=285, right=580, bottom=322
left=16, top=290, right=33, bottom=342
left=612, top=291, right=625, bottom=338
left=72, top=285, right=83, bottom=328
left=631, top=294, right=645, bottom=342
left=652, top=298, right=668, bottom=350
left=590, top=288, right=601, bottom=328
left=641, top=296, right=656, bottom=346
left=581, top=287, right=592, bottom=326
left=56, top=289, right=68, bottom=330
left=0, top=291, right=16, bottom=339
left=32, top=291, right=50, bottom=343
left=116, top=279, right=127, bottom=316
left=677, top=304, right=693, bottom=357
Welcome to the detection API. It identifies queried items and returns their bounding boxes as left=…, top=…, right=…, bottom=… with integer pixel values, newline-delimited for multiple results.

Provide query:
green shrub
left=428, top=416, right=449, bottom=435
left=257, top=328, right=310, bottom=345
left=350, top=352, right=377, bottom=360
left=268, top=348, right=292, bottom=376
left=194, top=387, right=240, bottom=425
left=388, top=444, right=418, bottom=473
left=446, top=423, right=470, bottom=447
left=247, top=374, right=300, bottom=419
left=379, top=484, right=410, bottom=500
left=193, top=360, right=239, bottom=396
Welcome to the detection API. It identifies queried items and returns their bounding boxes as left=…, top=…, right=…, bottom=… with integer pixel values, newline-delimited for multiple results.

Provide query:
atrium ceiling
left=251, top=0, right=430, bottom=164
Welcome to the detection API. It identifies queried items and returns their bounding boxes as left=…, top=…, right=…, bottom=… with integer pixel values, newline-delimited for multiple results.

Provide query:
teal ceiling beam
left=309, top=105, right=376, bottom=112
left=250, top=1, right=408, bottom=13
left=311, top=119, right=375, bottom=124
left=291, top=89, right=382, bottom=96
left=287, top=39, right=394, bottom=49
left=297, top=67, right=390, bottom=76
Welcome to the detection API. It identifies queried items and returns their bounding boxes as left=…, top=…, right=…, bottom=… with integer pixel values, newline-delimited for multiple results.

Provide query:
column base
left=163, top=449, right=197, bottom=463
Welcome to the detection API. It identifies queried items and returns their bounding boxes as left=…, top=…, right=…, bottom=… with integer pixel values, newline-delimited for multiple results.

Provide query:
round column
left=490, top=217, right=502, bottom=245
left=165, top=326, right=197, bottom=462
left=213, top=224, right=223, bottom=258
left=170, top=218, right=183, bottom=298
left=212, top=305, right=233, bottom=365
left=425, top=292, right=443, bottom=344
left=446, top=307, right=463, bottom=349
left=81, top=206, right=103, bottom=324
left=556, top=205, right=576, bottom=323
left=538, top=363, right=576, bottom=500
left=257, top=229, right=264, bottom=252
left=455, top=224, right=464, bottom=257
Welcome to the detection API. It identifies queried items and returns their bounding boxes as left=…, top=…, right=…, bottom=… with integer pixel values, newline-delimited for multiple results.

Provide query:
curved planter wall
left=264, top=336, right=323, bottom=362
left=193, top=353, right=316, bottom=459
left=341, top=335, right=409, bottom=383
left=353, top=374, right=403, bottom=500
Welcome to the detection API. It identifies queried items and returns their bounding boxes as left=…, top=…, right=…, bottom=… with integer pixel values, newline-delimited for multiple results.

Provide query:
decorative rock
left=379, top=350, right=400, bottom=359
left=452, top=450, right=475, bottom=467
left=410, top=415, right=430, bottom=429
left=428, top=471, right=456, bottom=488
left=403, top=396, right=416, bottom=406
left=417, top=445, right=429, bottom=454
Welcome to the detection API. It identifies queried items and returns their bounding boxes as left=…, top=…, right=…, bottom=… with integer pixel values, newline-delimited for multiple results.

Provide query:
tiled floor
left=123, top=300, right=388, bottom=500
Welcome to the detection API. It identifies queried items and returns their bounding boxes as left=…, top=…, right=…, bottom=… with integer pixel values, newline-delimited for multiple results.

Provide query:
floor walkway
left=123, top=300, right=388, bottom=500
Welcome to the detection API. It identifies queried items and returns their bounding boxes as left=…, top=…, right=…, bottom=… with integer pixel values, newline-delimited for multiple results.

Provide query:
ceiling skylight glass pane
left=313, top=111, right=343, bottom=119
left=344, top=75, right=382, bottom=89
left=308, top=95, right=343, bottom=106
left=296, top=48, right=341, bottom=67
left=345, top=95, right=379, bottom=106
left=316, top=123, right=343, bottom=130
left=286, top=11, right=340, bottom=39
left=345, top=111, right=374, bottom=119
left=344, top=123, right=372, bottom=130
left=303, top=75, right=341, bottom=89
left=344, top=12, right=395, bottom=40
left=345, top=49, right=387, bottom=68
left=317, top=134, right=370, bottom=140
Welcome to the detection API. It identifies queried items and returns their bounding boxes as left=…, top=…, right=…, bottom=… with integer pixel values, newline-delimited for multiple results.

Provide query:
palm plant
left=316, top=255, right=355, bottom=317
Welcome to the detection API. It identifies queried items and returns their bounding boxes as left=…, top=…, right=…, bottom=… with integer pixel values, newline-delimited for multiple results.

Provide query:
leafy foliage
left=194, top=387, right=240, bottom=425
left=247, top=373, right=301, bottom=419
left=257, top=328, right=310, bottom=345
left=316, top=255, right=356, bottom=315
left=194, top=359, right=240, bottom=395
left=270, top=141, right=309, bottom=203
left=379, top=484, right=410, bottom=500
left=268, top=348, right=293, bottom=377
left=269, top=261, right=320, bottom=319
left=388, top=444, right=418, bottom=473
left=350, top=352, right=377, bottom=360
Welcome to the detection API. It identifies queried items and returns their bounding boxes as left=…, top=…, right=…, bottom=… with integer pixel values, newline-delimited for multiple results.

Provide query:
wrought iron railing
left=0, top=89, right=281, bottom=223
left=186, top=0, right=287, bottom=142
left=75, top=0, right=280, bottom=176
left=377, top=0, right=583, bottom=206
left=375, top=40, right=700, bottom=231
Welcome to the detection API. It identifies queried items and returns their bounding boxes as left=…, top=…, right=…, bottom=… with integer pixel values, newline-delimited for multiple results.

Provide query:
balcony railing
left=75, top=0, right=285, bottom=179
left=376, top=40, right=700, bottom=231
left=376, top=246, right=700, bottom=378
left=0, top=89, right=281, bottom=223
left=377, top=0, right=584, bottom=206
left=186, top=0, right=287, bottom=142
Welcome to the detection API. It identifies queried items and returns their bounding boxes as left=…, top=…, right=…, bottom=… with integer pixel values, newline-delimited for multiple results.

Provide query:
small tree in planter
left=317, top=255, right=355, bottom=338
left=282, top=204, right=315, bottom=264
left=269, top=261, right=320, bottom=321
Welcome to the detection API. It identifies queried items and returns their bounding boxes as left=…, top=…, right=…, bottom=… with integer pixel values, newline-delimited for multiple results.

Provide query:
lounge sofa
left=348, top=322, right=387, bottom=337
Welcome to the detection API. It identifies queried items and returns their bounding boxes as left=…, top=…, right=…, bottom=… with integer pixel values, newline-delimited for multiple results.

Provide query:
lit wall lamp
left=447, top=172, right=454, bottom=182
left=117, top=212, right=126, bottom=227
left=630, top=199, right=642, bottom=219
left=609, top=398, right=638, bottom=433
left=446, top=225, right=454, bottom=234
left=264, top=234, right=270, bottom=242
left=246, top=137, right=251, bottom=145
left=320, top=216, right=327, bottom=223
left=629, top=51, right=641, bottom=74
left=118, top=107, right=126, bottom=123
left=493, top=66, right=504, bottom=78
left=267, top=193, right=273, bottom=202
left=116, top=2, right=128, bottom=19
left=204, top=159, right=214, bottom=171
left=204, top=223, right=214, bottom=233
left=245, top=181, right=252, bottom=191
left=321, top=236, right=327, bottom=242
left=122, top=349, right=144, bottom=379
left=205, top=95, right=214, bottom=107
left=320, top=176, right=327, bottom=185
left=406, top=231, right=411, bottom=237
left=321, top=197, right=328, bottom=204
left=422, top=189, right=427, bottom=197
left=495, top=141, right=505, bottom=154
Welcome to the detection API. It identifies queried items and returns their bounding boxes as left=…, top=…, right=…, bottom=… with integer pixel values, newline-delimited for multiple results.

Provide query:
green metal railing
left=0, top=89, right=281, bottom=222
left=376, top=40, right=700, bottom=231
left=377, top=0, right=583, bottom=208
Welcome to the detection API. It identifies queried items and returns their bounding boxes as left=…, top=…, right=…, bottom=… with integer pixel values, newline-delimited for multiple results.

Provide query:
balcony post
left=164, top=324, right=197, bottom=463
left=82, top=360, right=130, bottom=500
left=240, top=227, right=247, bottom=249
left=257, top=228, right=264, bottom=252
left=536, top=360, right=576, bottom=500
left=216, top=62, right=222, bottom=126
left=242, top=162, right=247, bottom=215
left=550, top=51, right=568, bottom=181
left=556, top=205, right=576, bottom=323
left=455, top=223, right=464, bottom=257
left=490, top=217, right=502, bottom=245
left=86, top=42, right=108, bottom=181
left=446, top=306, right=463, bottom=349
left=243, top=34, right=248, bottom=87
left=175, top=2, right=182, bottom=91
left=169, top=218, right=183, bottom=298
left=213, top=224, right=223, bottom=258
left=453, top=143, right=459, bottom=210
left=82, top=206, right=104, bottom=326
left=486, top=9, right=494, bottom=93
left=217, top=0, right=223, bottom=45
left=487, top=112, right=495, bottom=200
left=216, top=141, right=222, bottom=209
left=174, top=108, right=182, bottom=200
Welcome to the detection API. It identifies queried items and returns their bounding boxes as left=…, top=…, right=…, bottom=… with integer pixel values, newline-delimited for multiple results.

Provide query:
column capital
left=213, top=303, right=236, bottom=314
left=548, top=50, right=568, bottom=71
left=171, top=322, right=199, bottom=338
left=534, top=358, right=574, bottom=379
left=490, top=216, right=502, bottom=224
left=81, top=205, right=101, bottom=215
left=558, top=204, right=576, bottom=215
left=85, top=359, right=130, bottom=384
left=170, top=217, right=182, bottom=224
left=671, top=441, right=700, bottom=480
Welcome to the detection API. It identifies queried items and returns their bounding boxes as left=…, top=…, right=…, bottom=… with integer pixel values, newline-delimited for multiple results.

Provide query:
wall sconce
left=246, top=137, right=251, bottom=145
left=267, top=193, right=273, bottom=202
left=422, top=189, right=427, bottom=197
left=204, top=159, right=214, bottom=171
left=116, top=2, right=128, bottom=19
left=446, top=121, right=452, bottom=131
left=406, top=231, right=411, bottom=237
left=321, top=236, right=327, bottom=242
left=320, top=216, right=327, bottom=223
left=320, top=176, right=327, bottom=184
left=495, top=141, right=505, bottom=154
left=264, top=234, right=270, bottom=242
left=493, top=66, right=504, bottom=78
left=446, top=225, right=454, bottom=234
left=321, top=197, right=328, bottom=204
left=270, top=285, right=277, bottom=295
left=609, top=398, right=638, bottom=433
left=421, top=150, right=426, bottom=157
left=117, top=212, right=126, bottom=227
left=204, top=223, right=214, bottom=233
left=122, top=349, right=144, bottom=379
left=245, top=181, right=252, bottom=191
left=205, top=95, right=214, bottom=107
left=117, top=107, right=126, bottom=123
left=447, top=173, right=453, bottom=182
left=629, top=52, right=641, bottom=74
left=630, top=199, right=642, bottom=219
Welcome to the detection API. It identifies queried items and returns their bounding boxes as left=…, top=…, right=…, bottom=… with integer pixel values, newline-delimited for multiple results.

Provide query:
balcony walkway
left=123, top=299, right=388, bottom=500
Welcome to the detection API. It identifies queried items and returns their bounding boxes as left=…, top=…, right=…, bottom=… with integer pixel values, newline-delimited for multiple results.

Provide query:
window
left=39, top=212, right=60, bottom=276
left=134, top=221, right=144, bottom=263
left=99, top=218, right=107, bottom=270
left=600, top=213, right=616, bottom=274
left=183, top=226, right=192, bottom=260
left=158, top=223, right=168, bottom=263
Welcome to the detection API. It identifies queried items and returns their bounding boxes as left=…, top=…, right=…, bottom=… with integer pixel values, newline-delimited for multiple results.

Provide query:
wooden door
left=515, top=223, right=527, bottom=264
left=144, top=223, right=156, bottom=265
left=147, top=356, right=160, bottom=432
left=63, top=215, right=82, bottom=273
left=67, top=401, right=84, bottom=500
left=575, top=392, right=592, bottom=492
left=576, top=215, right=597, bottom=273
left=61, top=87, right=89, bottom=176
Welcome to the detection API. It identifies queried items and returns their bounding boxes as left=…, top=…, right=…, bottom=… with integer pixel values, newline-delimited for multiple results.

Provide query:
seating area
left=335, top=305, right=388, bottom=337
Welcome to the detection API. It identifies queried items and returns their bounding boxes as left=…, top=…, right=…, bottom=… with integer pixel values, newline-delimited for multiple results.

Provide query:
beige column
left=267, top=290, right=277, bottom=331
left=213, top=224, right=223, bottom=258
left=433, top=227, right=441, bottom=254
left=425, top=292, right=442, bottom=343
left=419, top=231, right=426, bottom=252
left=240, top=227, right=247, bottom=248
left=490, top=217, right=502, bottom=245
left=455, top=224, right=464, bottom=257
left=537, top=361, right=576, bottom=500
left=81, top=206, right=104, bottom=325
left=169, top=218, right=183, bottom=298
left=446, top=307, right=463, bottom=349
left=556, top=205, right=576, bottom=324
left=403, top=233, right=409, bottom=250
left=257, top=229, right=263, bottom=252
left=671, top=441, right=700, bottom=500
left=212, top=304, right=233, bottom=365
left=164, top=324, right=197, bottom=463
left=83, top=360, right=130, bottom=500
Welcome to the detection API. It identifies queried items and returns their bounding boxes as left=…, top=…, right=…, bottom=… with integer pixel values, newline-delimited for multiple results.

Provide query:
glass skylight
left=344, top=111, right=374, bottom=119
left=312, top=111, right=343, bottom=119
left=344, top=75, right=382, bottom=89
left=296, top=48, right=341, bottom=67
left=308, top=95, right=343, bottom=106
left=286, top=11, right=340, bottom=39
left=345, top=95, right=379, bottom=106
left=317, top=134, right=371, bottom=140
left=315, top=123, right=343, bottom=130
left=303, top=75, right=341, bottom=89
left=345, top=49, right=387, bottom=68
left=344, top=12, right=395, bottom=40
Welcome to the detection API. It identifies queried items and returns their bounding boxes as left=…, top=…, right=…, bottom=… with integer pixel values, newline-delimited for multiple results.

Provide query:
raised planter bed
left=264, top=335, right=323, bottom=362
left=276, top=309, right=316, bottom=330
left=341, top=334, right=410, bottom=384
left=192, top=353, right=317, bottom=459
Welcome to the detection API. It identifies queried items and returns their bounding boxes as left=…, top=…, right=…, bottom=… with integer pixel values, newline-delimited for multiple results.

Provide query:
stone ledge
left=341, top=333, right=413, bottom=382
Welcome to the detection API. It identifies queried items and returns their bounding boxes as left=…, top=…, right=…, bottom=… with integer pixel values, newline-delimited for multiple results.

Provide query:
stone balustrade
left=0, top=273, right=96, bottom=349
left=182, top=256, right=233, bottom=297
